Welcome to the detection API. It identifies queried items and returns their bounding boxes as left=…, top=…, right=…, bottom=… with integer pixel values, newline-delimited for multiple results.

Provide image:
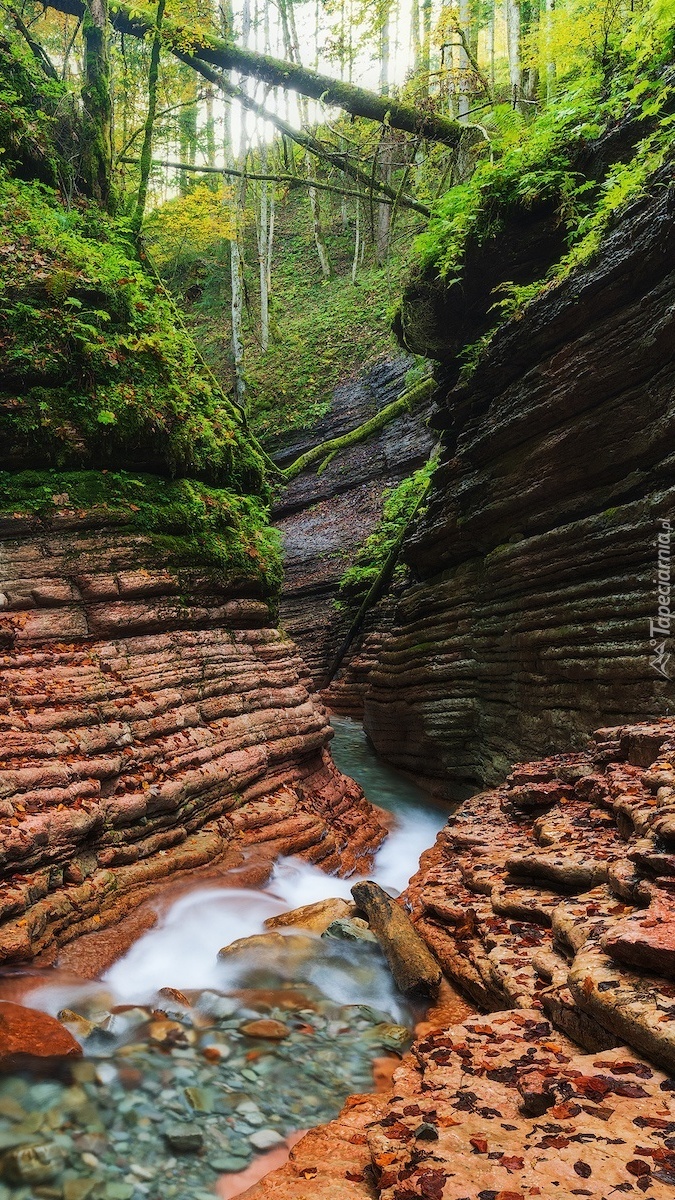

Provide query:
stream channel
left=0, top=717, right=446, bottom=1200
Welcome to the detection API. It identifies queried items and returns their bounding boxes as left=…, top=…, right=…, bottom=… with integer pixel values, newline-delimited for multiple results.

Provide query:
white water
left=28, top=718, right=446, bottom=1020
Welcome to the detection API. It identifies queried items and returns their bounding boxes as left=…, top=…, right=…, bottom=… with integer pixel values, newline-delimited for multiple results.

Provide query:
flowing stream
left=0, top=718, right=447, bottom=1200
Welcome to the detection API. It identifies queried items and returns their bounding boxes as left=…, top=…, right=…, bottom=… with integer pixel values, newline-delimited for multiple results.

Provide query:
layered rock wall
left=0, top=504, right=386, bottom=964
left=273, top=357, right=435, bottom=687
left=360, top=169, right=675, bottom=795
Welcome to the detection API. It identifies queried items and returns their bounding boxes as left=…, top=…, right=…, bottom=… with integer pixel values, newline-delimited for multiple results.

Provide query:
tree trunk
left=380, top=1, right=390, bottom=95
left=46, top=0, right=465, bottom=146
left=175, top=52, right=430, bottom=216
left=281, top=0, right=332, bottom=279
left=257, top=144, right=270, bottom=351
left=81, top=0, right=114, bottom=208
left=545, top=0, right=556, bottom=101
left=458, top=0, right=471, bottom=123
left=351, top=882, right=441, bottom=1000
left=178, top=69, right=198, bottom=194
left=507, top=0, right=521, bottom=108
left=420, top=0, right=432, bottom=93
left=132, top=0, right=165, bottom=234
left=411, top=0, right=421, bottom=74
left=351, top=197, right=360, bottom=284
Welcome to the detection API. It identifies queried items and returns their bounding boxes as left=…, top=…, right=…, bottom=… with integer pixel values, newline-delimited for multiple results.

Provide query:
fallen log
left=351, top=880, right=442, bottom=1000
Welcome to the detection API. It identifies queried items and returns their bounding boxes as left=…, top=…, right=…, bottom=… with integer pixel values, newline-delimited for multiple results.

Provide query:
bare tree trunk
left=420, top=0, right=432, bottom=93
left=545, top=0, right=556, bottom=101
left=380, top=1, right=390, bottom=95
left=411, top=0, right=421, bottom=73
left=351, top=197, right=360, bottom=283
left=507, top=0, right=521, bottom=108
left=458, top=0, right=470, bottom=123
left=487, top=0, right=496, bottom=94
left=280, top=0, right=331, bottom=278
left=222, top=0, right=246, bottom=410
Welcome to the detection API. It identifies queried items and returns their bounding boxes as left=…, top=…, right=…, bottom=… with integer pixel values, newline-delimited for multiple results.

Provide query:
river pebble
left=0, top=979, right=410, bottom=1199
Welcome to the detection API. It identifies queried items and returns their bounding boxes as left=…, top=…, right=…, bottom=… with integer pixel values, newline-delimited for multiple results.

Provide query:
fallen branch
left=351, top=880, right=442, bottom=999
left=281, top=375, right=435, bottom=482
left=172, top=52, right=431, bottom=218
left=119, top=155, right=414, bottom=207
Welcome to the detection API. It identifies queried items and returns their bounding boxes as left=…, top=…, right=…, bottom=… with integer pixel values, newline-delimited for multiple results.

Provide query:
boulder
left=0, top=1000, right=81, bottom=1073
left=264, top=897, right=355, bottom=935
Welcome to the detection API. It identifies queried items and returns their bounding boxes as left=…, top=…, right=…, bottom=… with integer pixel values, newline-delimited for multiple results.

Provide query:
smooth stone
left=164, top=1122, right=204, bottom=1152
left=248, top=1128, right=285, bottom=1150
left=103, top=1185, right=134, bottom=1200
left=184, top=1086, right=214, bottom=1113
left=0, top=1002, right=82, bottom=1072
left=264, top=897, right=354, bottom=935
left=63, top=1179, right=96, bottom=1200
left=209, top=1154, right=251, bottom=1173
left=239, top=1019, right=289, bottom=1040
left=322, top=918, right=378, bottom=943
left=1, top=1142, right=65, bottom=1185
left=195, top=993, right=239, bottom=1020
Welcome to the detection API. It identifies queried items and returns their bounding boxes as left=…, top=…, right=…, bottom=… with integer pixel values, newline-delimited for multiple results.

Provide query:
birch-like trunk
left=507, top=0, right=521, bottom=107
left=458, top=0, right=471, bottom=123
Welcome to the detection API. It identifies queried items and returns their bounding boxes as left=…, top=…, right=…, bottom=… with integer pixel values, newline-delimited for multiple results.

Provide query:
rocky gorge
left=324, top=164, right=675, bottom=799
left=1, top=10, right=675, bottom=1200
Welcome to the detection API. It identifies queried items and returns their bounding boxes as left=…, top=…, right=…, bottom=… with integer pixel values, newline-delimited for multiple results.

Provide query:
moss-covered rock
left=0, top=167, right=267, bottom=493
left=0, top=468, right=282, bottom=599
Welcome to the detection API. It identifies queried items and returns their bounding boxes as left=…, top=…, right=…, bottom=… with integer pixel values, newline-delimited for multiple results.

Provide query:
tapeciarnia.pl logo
left=650, top=518, right=672, bottom=680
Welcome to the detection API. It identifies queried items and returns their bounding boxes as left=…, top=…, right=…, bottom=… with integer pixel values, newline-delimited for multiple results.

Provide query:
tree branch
left=119, top=155, right=412, bottom=207
left=282, top=375, right=435, bottom=481
left=173, top=51, right=431, bottom=218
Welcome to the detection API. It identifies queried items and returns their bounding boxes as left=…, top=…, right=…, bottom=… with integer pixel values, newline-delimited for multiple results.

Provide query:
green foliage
left=0, top=166, right=267, bottom=494
left=0, top=468, right=282, bottom=597
left=338, top=460, right=434, bottom=607
left=144, top=182, right=236, bottom=268
left=0, top=32, right=74, bottom=189
left=415, top=0, right=674, bottom=288
left=168, top=186, right=422, bottom=446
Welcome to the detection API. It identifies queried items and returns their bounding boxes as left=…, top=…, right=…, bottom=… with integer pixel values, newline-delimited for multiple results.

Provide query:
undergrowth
left=337, top=460, right=434, bottom=609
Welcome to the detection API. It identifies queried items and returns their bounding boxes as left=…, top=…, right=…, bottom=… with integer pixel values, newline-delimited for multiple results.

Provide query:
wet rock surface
left=0, top=509, right=387, bottom=966
left=247, top=717, right=675, bottom=1200
left=272, top=357, right=435, bottom=689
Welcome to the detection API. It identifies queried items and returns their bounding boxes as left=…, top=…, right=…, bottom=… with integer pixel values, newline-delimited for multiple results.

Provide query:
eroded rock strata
left=344, top=168, right=675, bottom=795
left=273, top=357, right=434, bottom=688
left=247, top=718, right=675, bottom=1200
left=0, top=505, right=386, bottom=965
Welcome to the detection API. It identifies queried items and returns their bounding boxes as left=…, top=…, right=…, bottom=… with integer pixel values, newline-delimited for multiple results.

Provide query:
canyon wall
left=355, top=166, right=675, bottom=797
left=0, top=498, right=386, bottom=966
left=273, top=357, right=435, bottom=687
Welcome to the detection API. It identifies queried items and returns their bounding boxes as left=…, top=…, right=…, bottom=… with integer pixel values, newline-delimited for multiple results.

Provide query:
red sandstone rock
left=0, top=513, right=387, bottom=964
left=0, top=999, right=82, bottom=1071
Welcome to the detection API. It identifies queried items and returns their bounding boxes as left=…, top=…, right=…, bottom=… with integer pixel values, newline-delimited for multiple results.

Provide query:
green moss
left=0, top=167, right=267, bottom=494
left=0, top=33, right=74, bottom=190
left=0, top=469, right=282, bottom=598
left=338, top=461, right=434, bottom=608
